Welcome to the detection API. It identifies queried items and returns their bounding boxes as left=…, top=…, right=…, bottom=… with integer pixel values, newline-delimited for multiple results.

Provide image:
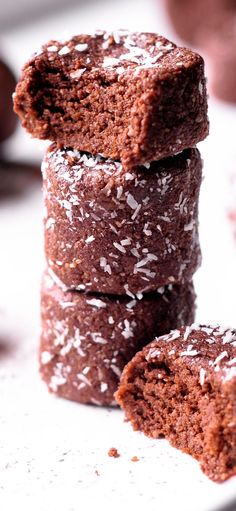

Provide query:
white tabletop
left=1, top=1, right=236, bottom=510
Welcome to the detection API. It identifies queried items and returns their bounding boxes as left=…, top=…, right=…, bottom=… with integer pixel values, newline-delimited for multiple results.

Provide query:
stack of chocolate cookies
left=14, top=30, right=208, bottom=406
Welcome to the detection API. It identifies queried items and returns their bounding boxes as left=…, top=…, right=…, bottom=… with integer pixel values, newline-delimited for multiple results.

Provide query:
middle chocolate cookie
left=43, top=145, right=202, bottom=295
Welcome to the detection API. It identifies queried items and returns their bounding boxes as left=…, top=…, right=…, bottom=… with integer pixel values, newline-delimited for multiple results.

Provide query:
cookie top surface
left=43, top=144, right=200, bottom=188
left=33, top=29, right=202, bottom=80
left=145, top=324, right=236, bottom=384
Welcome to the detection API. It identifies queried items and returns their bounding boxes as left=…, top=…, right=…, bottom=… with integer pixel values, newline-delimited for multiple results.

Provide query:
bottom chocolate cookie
left=40, top=270, right=195, bottom=406
left=116, top=325, right=236, bottom=482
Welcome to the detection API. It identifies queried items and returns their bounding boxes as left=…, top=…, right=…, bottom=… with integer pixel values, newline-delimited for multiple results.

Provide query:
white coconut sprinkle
left=103, top=56, right=120, bottom=67
left=147, top=349, right=161, bottom=360
left=125, top=172, right=135, bottom=181
left=183, top=326, right=191, bottom=341
left=90, top=332, right=107, bottom=344
left=124, top=284, right=135, bottom=298
left=77, top=373, right=91, bottom=386
left=131, top=204, right=141, bottom=220
left=120, top=238, right=131, bottom=246
left=126, top=193, right=139, bottom=210
left=184, top=219, right=195, bottom=231
left=113, top=242, right=126, bottom=254
left=85, top=235, right=95, bottom=244
left=126, top=299, right=137, bottom=309
left=60, top=301, right=75, bottom=309
left=49, top=363, right=67, bottom=391
left=75, top=43, right=88, bottom=51
left=116, top=186, right=123, bottom=199
left=143, top=223, right=152, bottom=236
left=201, top=327, right=215, bottom=335
left=222, top=330, right=236, bottom=344
left=58, top=46, right=70, bottom=55
left=227, top=357, right=236, bottom=366
left=100, top=382, right=108, bottom=393
left=70, top=68, right=86, bottom=79
left=41, top=351, right=53, bottom=364
left=213, top=351, right=229, bottom=365
left=45, top=217, right=55, bottom=229
left=110, top=365, right=121, bottom=377
left=180, top=348, right=200, bottom=357
left=99, top=257, right=112, bottom=275
left=121, top=319, right=134, bottom=339
left=47, top=45, right=58, bottom=52
left=169, top=331, right=180, bottom=341
left=131, top=248, right=140, bottom=258
left=86, top=298, right=107, bottom=308
left=224, top=366, right=236, bottom=381
left=199, top=368, right=206, bottom=386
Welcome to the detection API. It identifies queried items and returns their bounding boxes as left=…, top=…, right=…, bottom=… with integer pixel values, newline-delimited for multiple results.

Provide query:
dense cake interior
left=118, top=349, right=236, bottom=481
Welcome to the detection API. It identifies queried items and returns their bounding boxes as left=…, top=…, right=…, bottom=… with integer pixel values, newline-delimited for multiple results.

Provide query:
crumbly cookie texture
left=14, top=30, right=208, bottom=168
left=43, top=145, right=202, bottom=295
left=116, top=324, right=236, bottom=482
left=40, top=270, right=195, bottom=406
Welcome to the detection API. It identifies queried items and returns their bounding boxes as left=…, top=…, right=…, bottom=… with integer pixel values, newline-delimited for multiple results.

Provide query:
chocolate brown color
left=14, top=30, right=208, bottom=168
left=40, top=270, right=195, bottom=406
left=0, top=59, right=17, bottom=144
left=204, top=19, right=236, bottom=103
left=116, top=324, right=236, bottom=482
left=43, top=145, right=202, bottom=295
left=164, top=0, right=236, bottom=103
left=164, top=0, right=236, bottom=46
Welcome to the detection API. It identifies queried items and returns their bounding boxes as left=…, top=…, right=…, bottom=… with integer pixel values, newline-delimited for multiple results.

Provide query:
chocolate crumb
left=108, top=447, right=120, bottom=458
left=131, top=456, right=139, bottom=462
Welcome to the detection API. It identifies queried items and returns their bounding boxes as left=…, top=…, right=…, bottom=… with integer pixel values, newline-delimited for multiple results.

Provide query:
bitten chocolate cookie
left=40, top=270, right=196, bottom=406
left=43, top=145, right=202, bottom=295
left=14, top=30, right=208, bottom=168
left=0, top=58, right=17, bottom=144
left=116, top=324, right=236, bottom=482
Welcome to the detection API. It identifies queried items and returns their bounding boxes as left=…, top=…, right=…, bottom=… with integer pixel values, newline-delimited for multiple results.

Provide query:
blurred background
left=1, top=1, right=236, bottom=510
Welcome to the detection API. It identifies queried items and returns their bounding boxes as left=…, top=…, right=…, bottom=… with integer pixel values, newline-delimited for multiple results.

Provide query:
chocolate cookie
left=14, top=30, right=208, bottom=168
left=0, top=58, right=17, bottom=144
left=116, top=324, right=236, bottom=482
left=204, top=18, right=236, bottom=103
left=43, top=145, right=202, bottom=295
left=164, top=0, right=235, bottom=46
left=40, top=270, right=196, bottom=406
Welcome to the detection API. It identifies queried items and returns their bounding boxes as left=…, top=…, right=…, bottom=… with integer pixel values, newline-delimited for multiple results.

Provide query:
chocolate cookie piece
left=204, top=18, right=236, bottom=103
left=0, top=59, right=17, bottom=144
left=43, top=145, right=202, bottom=295
left=116, top=324, right=236, bottom=482
left=14, top=30, right=208, bottom=168
left=40, top=270, right=196, bottom=406
left=164, top=0, right=235, bottom=46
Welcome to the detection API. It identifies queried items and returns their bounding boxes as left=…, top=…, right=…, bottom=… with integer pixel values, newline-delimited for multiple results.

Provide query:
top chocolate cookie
left=14, top=30, right=208, bottom=168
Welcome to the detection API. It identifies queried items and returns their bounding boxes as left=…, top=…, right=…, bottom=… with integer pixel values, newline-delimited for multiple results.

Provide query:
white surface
left=0, top=1, right=236, bottom=510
